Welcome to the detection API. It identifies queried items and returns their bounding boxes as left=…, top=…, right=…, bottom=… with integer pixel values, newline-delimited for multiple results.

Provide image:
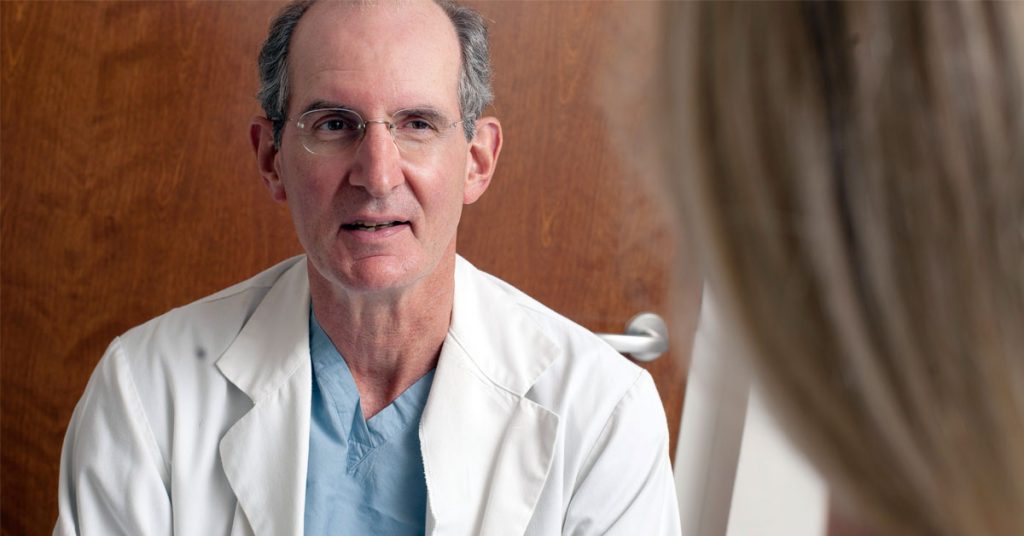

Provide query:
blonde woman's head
left=636, top=2, right=1024, bottom=534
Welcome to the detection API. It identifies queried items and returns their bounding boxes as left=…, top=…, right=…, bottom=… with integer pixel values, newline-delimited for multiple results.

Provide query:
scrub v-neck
left=304, top=310, right=435, bottom=535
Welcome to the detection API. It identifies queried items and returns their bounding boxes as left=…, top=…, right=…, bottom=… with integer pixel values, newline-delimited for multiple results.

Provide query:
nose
left=348, top=121, right=404, bottom=197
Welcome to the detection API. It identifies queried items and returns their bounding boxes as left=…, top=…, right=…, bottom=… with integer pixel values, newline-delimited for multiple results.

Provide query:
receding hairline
left=281, top=0, right=464, bottom=119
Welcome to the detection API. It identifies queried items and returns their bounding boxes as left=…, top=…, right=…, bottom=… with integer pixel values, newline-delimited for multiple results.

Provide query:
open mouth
left=341, top=221, right=409, bottom=232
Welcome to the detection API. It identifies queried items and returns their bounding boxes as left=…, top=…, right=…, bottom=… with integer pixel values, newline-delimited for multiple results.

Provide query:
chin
left=335, top=255, right=425, bottom=294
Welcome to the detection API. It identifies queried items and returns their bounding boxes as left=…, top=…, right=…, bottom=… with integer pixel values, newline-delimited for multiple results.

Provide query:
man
left=55, top=1, right=680, bottom=534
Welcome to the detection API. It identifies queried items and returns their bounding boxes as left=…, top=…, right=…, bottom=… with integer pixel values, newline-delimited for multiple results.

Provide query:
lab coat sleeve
left=563, top=371, right=681, bottom=535
left=54, top=337, right=172, bottom=536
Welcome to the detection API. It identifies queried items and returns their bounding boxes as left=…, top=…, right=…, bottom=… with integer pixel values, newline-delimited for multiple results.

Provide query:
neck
left=309, top=255, right=455, bottom=419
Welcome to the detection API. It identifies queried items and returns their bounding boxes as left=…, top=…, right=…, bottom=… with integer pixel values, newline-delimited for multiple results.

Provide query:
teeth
left=350, top=221, right=402, bottom=231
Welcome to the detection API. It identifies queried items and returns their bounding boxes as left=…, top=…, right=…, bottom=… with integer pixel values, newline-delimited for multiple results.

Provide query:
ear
left=251, top=116, right=287, bottom=202
left=463, top=116, right=502, bottom=204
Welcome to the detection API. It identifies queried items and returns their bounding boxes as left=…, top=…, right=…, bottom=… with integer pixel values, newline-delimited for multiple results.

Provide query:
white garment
left=55, top=255, right=680, bottom=535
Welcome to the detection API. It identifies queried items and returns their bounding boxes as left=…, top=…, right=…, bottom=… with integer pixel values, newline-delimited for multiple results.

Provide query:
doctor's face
left=262, top=0, right=489, bottom=295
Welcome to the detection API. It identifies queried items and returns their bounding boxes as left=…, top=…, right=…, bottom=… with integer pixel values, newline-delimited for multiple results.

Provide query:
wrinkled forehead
left=287, top=0, right=462, bottom=117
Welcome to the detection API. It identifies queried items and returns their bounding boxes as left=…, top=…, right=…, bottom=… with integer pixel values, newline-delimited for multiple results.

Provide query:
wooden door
left=1, top=2, right=699, bottom=533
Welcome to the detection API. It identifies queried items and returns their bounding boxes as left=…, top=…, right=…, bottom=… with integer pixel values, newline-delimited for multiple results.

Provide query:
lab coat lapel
left=421, top=257, right=561, bottom=535
left=216, top=258, right=312, bottom=536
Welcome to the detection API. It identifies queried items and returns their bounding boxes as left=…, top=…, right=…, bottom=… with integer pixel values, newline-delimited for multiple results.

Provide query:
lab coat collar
left=217, top=257, right=312, bottom=536
left=420, top=257, right=562, bottom=534
left=214, top=255, right=562, bottom=535
left=216, top=257, right=310, bottom=402
left=214, top=255, right=561, bottom=401
left=449, top=256, right=562, bottom=396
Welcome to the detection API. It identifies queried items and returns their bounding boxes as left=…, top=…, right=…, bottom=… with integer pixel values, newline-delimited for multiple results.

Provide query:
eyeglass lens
left=295, top=108, right=461, bottom=157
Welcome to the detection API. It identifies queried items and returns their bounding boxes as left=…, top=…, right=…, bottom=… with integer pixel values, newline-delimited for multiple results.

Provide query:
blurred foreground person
left=655, top=2, right=1024, bottom=534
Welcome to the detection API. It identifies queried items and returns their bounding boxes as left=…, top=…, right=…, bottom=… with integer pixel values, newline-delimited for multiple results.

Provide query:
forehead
left=287, top=0, right=462, bottom=115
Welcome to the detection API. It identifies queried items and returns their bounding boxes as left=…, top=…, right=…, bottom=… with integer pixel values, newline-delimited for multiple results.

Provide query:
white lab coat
left=55, top=255, right=680, bottom=535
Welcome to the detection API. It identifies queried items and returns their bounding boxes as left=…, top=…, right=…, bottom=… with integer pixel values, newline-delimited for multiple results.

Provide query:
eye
left=315, top=112, right=361, bottom=132
left=400, top=117, right=438, bottom=131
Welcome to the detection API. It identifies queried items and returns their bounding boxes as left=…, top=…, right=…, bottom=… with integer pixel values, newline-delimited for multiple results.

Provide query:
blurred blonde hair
left=651, top=2, right=1024, bottom=534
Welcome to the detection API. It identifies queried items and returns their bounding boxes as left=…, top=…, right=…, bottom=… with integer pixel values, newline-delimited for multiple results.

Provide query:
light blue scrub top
left=304, top=311, right=435, bottom=535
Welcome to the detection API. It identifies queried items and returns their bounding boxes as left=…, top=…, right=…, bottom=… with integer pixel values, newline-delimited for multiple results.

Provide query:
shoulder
left=118, top=255, right=305, bottom=362
left=112, top=254, right=307, bottom=408
left=77, top=255, right=307, bottom=459
left=459, top=257, right=646, bottom=389
left=456, top=258, right=675, bottom=524
left=455, top=256, right=660, bottom=428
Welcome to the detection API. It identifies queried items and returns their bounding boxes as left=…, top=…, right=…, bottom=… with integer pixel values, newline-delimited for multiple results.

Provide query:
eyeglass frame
left=286, top=106, right=469, bottom=157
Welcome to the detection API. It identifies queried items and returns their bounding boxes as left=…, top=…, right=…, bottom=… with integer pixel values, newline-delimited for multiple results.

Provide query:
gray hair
left=256, top=0, right=493, bottom=147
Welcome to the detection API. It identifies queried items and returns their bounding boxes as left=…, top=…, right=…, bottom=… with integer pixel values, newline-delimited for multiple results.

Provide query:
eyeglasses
left=293, top=108, right=466, bottom=158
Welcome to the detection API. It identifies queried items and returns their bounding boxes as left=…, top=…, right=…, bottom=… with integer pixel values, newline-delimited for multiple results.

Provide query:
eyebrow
left=394, top=107, right=449, bottom=123
left=299, top=100, right=352, bottom=116
left=297, top=101, right=452, bottom=122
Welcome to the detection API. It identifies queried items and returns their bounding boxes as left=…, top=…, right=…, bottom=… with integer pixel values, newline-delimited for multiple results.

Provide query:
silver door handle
left=596, top=312, right=669, bottom=362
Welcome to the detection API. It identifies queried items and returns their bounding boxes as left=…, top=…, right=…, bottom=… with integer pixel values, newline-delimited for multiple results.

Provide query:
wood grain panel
left=2, top=2, right=698, bottom=533
left=2, top=3, right=296, bottom=533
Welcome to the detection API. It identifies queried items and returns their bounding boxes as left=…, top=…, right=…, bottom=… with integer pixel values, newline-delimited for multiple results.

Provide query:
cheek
left=279, top=157, right=338, bottom=231
left=283, top=153, right=336, bottom=201
left=438, top=150, right=470, bottom=205
left=433, top=171, right=469, bottom=223
left=408, top=153, right=466, bottom=205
